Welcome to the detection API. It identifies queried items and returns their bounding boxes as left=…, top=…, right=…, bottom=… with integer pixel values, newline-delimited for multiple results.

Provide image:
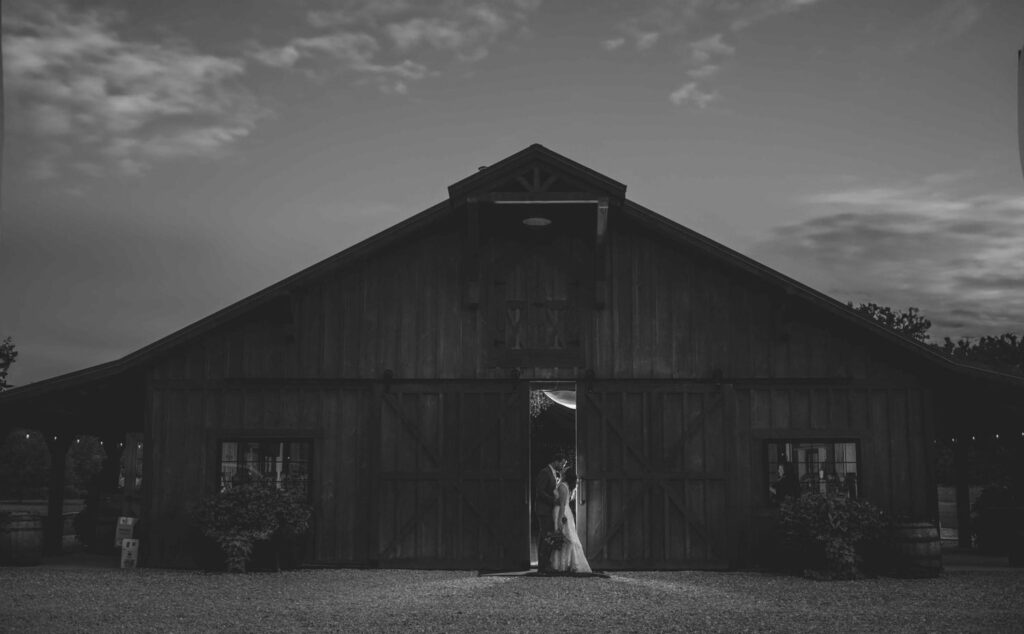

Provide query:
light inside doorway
left=529, top=381, right=577, bottom=567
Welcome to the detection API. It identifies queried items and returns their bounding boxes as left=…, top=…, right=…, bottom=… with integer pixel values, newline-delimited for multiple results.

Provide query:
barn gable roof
left=447, top=143, right=626, bottom=203
left=2, top=143, right=1023, bottom=405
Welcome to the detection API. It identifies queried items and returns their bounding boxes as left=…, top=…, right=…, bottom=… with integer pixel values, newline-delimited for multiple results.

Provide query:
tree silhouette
left=0, top=336, right=17, bottom=391
left=848, top=302, right=932, bottom=343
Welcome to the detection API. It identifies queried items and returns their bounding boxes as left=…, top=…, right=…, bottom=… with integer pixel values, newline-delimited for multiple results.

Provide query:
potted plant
left=192, top=482, right=312, bottom=573
left=778, top=492, right=891, bottom=579
left=972, top=483, right=1024, bottom=557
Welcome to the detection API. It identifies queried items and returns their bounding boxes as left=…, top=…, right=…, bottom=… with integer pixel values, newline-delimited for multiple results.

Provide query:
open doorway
left=529, top=381, right=577, bottom=566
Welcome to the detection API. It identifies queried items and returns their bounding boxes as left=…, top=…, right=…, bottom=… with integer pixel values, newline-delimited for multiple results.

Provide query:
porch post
left=43, top=434, right=72, bottom=556
left=98, top=433, right=125, bottom=491
left=953, top=435, right=971, bottom=549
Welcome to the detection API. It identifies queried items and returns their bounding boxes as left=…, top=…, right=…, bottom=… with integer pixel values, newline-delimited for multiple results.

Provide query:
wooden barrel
left=893, top=522, right=942, bottom=578
left=0, top=513, right=44, bottom=566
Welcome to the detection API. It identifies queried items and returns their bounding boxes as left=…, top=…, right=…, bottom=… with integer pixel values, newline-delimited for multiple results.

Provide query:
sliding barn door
left=374, top=383, right=529, bottom=570
left=577, top=382, right=733, bottom=569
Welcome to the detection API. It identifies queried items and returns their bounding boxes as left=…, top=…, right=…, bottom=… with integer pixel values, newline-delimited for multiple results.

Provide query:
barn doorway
left=529, top=381, right=577, bottom=566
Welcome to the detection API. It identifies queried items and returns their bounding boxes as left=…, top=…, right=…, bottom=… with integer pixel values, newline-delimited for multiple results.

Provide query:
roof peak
left=447, top=144, right=626, bottom=203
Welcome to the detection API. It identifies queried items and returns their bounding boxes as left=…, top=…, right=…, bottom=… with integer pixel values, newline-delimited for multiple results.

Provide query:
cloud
left=730, top=0, right=830, bottom=31
left=603, top=0, right=711, bottom=49
left=603, top=0, right=826, bottom=49
left=602, top=0, right=827, bottom=105
left=252, top=32, right=379, bottom=69
left=687, top=64, right=720, bottom=78
left=672, top=33, right=734, bottom=104
left=636, top=31, right=661, bottom=50
left=669, top=82, right=718, bottom=108
left=29, top=103, right=74, bottom=135
left=249, top=31, right=428, bottom=93
left=252, top=1, right=541, bottom=88
left=387, top=18, right=473, bottom=51
left=383, top=4, right=513, bottom=61
left=690, top=33, right=735, bottom=64
left=892, top=0, right=984, bottom=54
left=105, top=126, right=253, bottom=171
left=251, top=44, right=303, bottom=68
left=3, top=1, right=261, bottom=178
left=751, top=181, right=1024, bottom=339
left=602, top=37, right=626, bottom=51
left=307, top=0, right=413, bottom=29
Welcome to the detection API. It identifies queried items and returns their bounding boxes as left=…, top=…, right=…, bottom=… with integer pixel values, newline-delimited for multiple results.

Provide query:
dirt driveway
left=2, top=563, right=1022, bottom=633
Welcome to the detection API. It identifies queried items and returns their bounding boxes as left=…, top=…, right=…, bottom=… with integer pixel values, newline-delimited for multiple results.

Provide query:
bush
left=0, top=430, right=48, bottom=500
left=779, top=493, right=891, bottom=579
left=972, top=484, right=1024, bottom=554
left=192, top=483, right=312, bottom=573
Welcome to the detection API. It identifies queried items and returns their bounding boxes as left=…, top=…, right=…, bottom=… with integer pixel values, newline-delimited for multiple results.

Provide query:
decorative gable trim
left=447, top=143, right=626, bottom=204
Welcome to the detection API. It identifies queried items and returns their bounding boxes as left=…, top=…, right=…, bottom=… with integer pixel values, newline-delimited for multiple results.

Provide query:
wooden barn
left=3, top=144, right=1024, bottom=570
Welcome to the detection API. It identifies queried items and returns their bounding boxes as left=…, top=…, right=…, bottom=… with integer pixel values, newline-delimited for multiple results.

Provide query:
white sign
left=115, top=516, right=137, bottom=548
left=121, top=539, right=139, bottom=569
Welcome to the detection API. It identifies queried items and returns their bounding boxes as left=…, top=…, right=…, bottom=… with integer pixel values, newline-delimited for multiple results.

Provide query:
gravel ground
left=1, top=567, right=1022, bottom=633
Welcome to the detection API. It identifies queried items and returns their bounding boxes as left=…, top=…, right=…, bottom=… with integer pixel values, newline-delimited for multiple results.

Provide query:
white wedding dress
left=550, top=482, right=592, bottom=574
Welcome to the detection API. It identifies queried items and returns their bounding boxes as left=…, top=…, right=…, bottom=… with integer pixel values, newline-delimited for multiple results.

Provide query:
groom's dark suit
left=534, top=464, right=559, bottom=572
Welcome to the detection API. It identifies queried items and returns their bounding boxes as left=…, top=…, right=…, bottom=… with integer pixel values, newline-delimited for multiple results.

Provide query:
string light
left=25, top=433, right=30, bottom=440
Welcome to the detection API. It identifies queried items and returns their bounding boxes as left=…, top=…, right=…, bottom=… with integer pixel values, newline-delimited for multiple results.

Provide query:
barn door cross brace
left=584, top=392, right=647, bottom=468
left=377, top=479, right=504, bottom=559
left=382, top=393, right=441, bottom=467
left=583, top=389, right=726, bottom=560
left=377, top=389, right=523, bottom=561
left=586, top=478, right=716, bottom=557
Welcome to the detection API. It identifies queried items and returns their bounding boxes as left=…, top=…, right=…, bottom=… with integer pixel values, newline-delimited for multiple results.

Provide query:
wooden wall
left=375, top=383, right=527, bottom=569
left=144, top=205, right=939, bottom=568
left=144, top=384, right=368, bottom=568
left=578, top=383, right=730, bottom=569
left=150, top=214, right=928, bottom=384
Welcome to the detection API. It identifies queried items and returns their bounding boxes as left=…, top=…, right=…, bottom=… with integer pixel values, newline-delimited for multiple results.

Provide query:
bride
left=550, top=467, right=592, bottom=574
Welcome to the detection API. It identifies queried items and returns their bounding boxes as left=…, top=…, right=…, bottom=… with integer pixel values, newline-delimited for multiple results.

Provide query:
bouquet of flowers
left=543, top=530, right=566, bottom=550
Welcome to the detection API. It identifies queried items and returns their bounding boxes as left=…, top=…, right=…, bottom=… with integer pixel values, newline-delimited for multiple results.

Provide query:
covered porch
left=0, top=367, right=146, bottom=558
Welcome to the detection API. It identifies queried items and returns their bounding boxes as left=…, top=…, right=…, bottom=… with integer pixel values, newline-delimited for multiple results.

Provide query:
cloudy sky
left=1, top=0, right=1023, bottom=385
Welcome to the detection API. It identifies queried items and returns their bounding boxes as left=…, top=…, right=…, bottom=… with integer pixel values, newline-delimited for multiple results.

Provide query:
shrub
left=192, top=483, right=312, bottom=573
left=972, top=484, right=1024, bottom=554
left=779, top=493, right=891, bottom=579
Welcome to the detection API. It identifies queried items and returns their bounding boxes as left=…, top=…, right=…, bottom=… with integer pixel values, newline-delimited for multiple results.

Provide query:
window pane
left=767, top=440, right=858, bottom=505
left=218, top=439, right=312, bottom=498
left=283, top=441, right=311, bottom=492
left=220, top=442, right=239, bottom=492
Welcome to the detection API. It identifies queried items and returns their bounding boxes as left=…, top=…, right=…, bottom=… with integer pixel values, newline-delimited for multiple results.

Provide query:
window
left=218, top=439, right=312, bottom=497
left=766, top=440, right=859, bottom=505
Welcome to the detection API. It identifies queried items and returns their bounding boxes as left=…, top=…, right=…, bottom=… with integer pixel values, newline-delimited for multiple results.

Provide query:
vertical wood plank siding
left=145, top=214, right=938, bottom=569
left=145, top=385, right=368, bottom=567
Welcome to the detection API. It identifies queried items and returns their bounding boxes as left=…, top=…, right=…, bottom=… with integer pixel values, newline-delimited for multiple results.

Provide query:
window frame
left=215, top=435, right=316, bottom=500
left=762, top=437, right=862, bottom=506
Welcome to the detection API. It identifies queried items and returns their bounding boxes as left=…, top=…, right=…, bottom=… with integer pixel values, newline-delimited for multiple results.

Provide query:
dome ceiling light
left=522, top=217, right=552, bottom=227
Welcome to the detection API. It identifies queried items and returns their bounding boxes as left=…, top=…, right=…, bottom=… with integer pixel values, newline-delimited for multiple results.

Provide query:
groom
left=534, top=451, right=567, bottom=573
